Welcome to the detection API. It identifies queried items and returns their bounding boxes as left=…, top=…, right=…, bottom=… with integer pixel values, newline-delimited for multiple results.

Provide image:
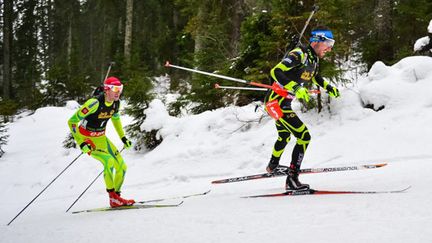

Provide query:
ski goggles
left=320, top=35, right=335, bottom=48
left=104, top=84, right=123, bottom=93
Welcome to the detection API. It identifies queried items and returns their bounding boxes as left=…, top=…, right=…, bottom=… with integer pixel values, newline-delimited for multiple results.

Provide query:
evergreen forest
left=1, top=0, right=431, bottom=148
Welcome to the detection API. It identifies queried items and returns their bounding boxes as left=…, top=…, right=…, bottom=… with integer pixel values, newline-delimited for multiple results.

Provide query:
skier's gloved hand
left=121, top=137, right=132, bottom=149
left=294, top=86, right=310, bottom=102
left=326, top=85, right=340, bottom=98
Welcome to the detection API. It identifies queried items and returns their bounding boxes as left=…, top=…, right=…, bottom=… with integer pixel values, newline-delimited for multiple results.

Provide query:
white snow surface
left=1, top=56, right=432, bottom=243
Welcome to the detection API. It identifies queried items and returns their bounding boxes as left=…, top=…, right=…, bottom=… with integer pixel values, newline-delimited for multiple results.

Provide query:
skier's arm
left=313, top=74, right=340, bottom=98
left=111, top=108, right=132, bottom=149
left=270, top=48, right=304, bottom=92
left=68, top=99, right=99, bottom=145
left=312, top=74, right=328, bottom=89
left=111, top=111, right=125, bottom=139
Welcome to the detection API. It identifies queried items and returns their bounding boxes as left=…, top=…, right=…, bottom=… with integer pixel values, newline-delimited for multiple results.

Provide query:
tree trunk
left=229, top=0, right=245, bottom=59
left=193, top=3, right=205, bottom=66
left=67, top=20, right=72, bottom=69
left=3, top=0, right=13, bottom=99
left=124, top=0, right=133, bottom=64
left=374, top=0, right=393, bottom=62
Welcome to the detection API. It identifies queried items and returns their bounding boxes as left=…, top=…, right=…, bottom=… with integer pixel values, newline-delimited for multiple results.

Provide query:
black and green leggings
left=265, top=92, right=311, bottom=170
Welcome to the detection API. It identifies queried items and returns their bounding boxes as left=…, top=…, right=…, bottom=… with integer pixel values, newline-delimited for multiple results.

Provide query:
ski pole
left=215, top=83, right=321, bottom=95
left=215, top=83, right=267, bottom=91
left=65, top=147, right=125, bottom=212
left=7, top=152, right=83, bottom=226
left=166, top=62, right=319, bottom=99
left=65, top=170, right=103, bottom=212
left=165, top=61, right=272, bottom=89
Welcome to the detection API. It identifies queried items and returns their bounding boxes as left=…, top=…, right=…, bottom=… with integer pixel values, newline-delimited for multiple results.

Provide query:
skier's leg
left=88, top=136, right=132, bottom=206
left=105, top=138, right=134, bottom=205
left=88, top=136, right=116, bottom=190
left=277, top=112, right=311, bottom=190
left=267, top=121, right=291, bottom=172
left=278, top=113, right=310, bottom=170
left=104, top=138, right=127, bottom=192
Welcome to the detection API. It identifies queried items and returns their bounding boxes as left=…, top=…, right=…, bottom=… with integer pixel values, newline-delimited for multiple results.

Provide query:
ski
left=72, top=201, right=184, bottom=214
left=136, top=189, right=211, bottom=204
left=243, top=186, right=411, bottom=198
left=211, top=163, right=387, bottom=184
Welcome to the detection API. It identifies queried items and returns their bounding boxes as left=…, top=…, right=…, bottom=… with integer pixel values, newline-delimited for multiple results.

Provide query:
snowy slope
left=1, top=56, right=432, bottom=243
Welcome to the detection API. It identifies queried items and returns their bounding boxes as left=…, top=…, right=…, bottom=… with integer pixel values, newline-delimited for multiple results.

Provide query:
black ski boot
left=285, top=168, right=309, bottom=191
left=266, top=156, right=281, bottom=173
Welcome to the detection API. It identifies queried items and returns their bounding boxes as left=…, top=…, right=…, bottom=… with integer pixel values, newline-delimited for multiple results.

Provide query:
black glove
left=326, top=85, right=340, bottom=98
left=121, top=137, right=132, bottom=149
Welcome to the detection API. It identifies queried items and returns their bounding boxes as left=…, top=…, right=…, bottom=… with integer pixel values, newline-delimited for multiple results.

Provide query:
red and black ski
left=211, top=163, right=387, bottom=184
left=242, top=186, right=411, bottom=198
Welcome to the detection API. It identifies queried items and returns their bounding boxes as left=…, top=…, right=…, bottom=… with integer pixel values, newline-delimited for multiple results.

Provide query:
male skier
left=265, top=27, right=340, bottom=191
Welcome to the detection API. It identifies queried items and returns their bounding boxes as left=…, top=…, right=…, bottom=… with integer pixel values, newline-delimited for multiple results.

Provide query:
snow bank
left=359, top=56, right=432, bottom=110
left=414, top=36, right=430, bottom=52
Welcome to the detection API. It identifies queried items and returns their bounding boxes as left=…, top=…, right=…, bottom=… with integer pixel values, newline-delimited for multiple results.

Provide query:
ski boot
left=107, top=189, right=135, bottom=208
left=285, top=168, right=309, bottom=191
left=116, top=191, right=135, bottom=206
left=266, top=156, right=281, bottom=173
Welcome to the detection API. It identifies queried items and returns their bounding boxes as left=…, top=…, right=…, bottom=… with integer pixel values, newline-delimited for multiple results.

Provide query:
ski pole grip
left=165, top=61, right=171, bottom=67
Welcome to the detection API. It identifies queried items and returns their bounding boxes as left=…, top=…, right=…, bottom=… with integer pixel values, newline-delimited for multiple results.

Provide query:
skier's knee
left=298, top=131, right=311, bottom=144
left=278, top=131, right=291, bottom=142
left=121, top=162, right=127, bottom=172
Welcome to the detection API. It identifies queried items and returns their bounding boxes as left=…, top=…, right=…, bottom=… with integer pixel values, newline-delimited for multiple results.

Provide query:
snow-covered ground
left=1, top=56, right=432, bottom=243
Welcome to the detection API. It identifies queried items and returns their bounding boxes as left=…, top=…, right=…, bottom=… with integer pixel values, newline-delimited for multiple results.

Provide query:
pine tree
left=122, top=73, right=154, bottom=151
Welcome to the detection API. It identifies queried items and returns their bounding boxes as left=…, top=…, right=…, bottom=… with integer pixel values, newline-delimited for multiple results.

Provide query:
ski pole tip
left=164, top=61, right=171, bottom=67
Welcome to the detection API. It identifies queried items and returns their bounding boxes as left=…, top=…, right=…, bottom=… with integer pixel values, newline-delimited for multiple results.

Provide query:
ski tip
left=377, top=163, right=388, bottom=167
left=164, top=61, right=171, bottom=67
left=401, top=185, right=411, bottom=192
left=203, top=189, right=211, bottom=195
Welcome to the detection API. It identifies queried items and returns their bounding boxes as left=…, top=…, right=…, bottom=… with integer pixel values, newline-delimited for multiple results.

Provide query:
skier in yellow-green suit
left=68, top=76, right=135, bottom=207
left=264, top=27, right=340, bottom=191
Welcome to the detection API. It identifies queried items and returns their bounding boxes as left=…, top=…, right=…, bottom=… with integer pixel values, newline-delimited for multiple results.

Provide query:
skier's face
left=312, top=42, right=333, bottom=58
left=105, top=89, right=121, bottom=102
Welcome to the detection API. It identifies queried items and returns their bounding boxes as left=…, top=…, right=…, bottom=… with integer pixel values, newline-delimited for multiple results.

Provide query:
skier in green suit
left=68, top=76, right=135, bottom=207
